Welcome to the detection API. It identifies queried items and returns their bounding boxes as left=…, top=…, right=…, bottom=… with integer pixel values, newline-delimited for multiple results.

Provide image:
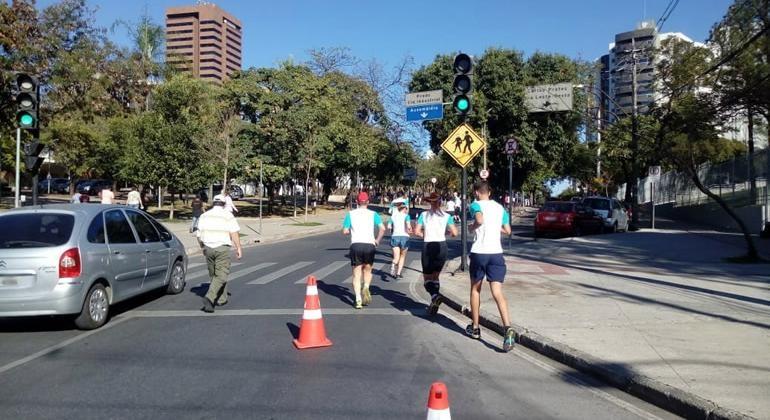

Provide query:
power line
left=656, top=0, right=680, bottom=31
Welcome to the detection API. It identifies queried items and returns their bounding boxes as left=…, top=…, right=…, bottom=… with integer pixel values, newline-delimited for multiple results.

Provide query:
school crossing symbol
left=441, top=123, right=487, bottom=168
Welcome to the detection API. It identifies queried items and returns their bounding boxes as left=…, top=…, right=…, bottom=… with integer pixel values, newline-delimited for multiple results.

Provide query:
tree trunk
left=747, top=107, right=756, bottom=203
left=157, top=185, right=162, bottom=209
left=688, top=167, right=759, bottom=260
left=169, top=189, right=175, bottom=220
left=304, top=162, right=311, bottom=224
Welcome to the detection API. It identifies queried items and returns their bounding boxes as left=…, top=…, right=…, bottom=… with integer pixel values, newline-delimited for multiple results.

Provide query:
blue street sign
left=406, top=103, right=443, bottom=122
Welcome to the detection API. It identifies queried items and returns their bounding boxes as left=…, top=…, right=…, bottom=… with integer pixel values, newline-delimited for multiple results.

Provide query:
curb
left=439, top=293, right=757, bottom=420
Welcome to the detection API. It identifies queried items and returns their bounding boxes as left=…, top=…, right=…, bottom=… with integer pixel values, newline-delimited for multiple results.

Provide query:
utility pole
left=629, top=39, right=641, bottom=230
left=14, top=129, right=20, bottom=208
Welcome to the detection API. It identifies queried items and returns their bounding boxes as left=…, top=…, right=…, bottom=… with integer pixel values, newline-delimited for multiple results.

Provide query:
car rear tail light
left=59, top=247, right=81, bottom=279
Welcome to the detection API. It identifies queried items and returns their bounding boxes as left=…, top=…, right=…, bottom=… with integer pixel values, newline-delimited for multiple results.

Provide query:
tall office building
left=165, top=2, right=242, bottom=82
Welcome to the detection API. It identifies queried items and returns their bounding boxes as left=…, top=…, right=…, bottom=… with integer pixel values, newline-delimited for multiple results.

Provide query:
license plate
left=0, top=276, right=33, bottom=288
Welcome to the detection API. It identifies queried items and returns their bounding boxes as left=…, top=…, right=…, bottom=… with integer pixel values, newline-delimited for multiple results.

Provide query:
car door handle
left=145, top=250, right=151, bottom=254
left=113, top=250, right=121, bottom=255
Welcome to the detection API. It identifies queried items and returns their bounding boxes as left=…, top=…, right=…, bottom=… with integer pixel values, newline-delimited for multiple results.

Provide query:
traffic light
left=13, top=73, right=39, bottom=133
left=24, top=139, right=45, bottom=174
left=452, top=53, right=473, bottom=116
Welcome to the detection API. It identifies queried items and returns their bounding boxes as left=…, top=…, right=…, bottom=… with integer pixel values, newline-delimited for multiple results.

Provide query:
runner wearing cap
left=388, top=198, right=412, bottom=279
left=467, top=180, right=515, bottom=352
left=342, top=191, right=386, bottom=309
left=415, top=192, right=458, bottom=316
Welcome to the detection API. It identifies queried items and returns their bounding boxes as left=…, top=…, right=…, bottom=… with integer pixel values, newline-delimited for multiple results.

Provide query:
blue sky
left=37, top=0, right=732, bottom=71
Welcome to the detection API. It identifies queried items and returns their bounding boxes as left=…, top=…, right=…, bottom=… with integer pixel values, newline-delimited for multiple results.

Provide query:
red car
left=534, top=201, right=604, bottom=237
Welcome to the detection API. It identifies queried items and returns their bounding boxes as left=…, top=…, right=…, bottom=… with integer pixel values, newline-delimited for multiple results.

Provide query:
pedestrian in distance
left=223, top=189, right=238, bottom=214
left=71, top=191, right=82, bottom=204
left=466, top=181, right=515, bottom=352
left=342, top=191, right=385, bottom=309
left=388, top=198, right=412, bottom=279
left=126, top=186, right=143, bottom=210
left=197, top=194, right=243, bottom=313
left=389, top=190, right=409, bottom=215
left=190, top=193, right=206, bottom=233
left=100, top=186, right=114, bottom=205
left=79, top=193, right=90, bottom=203
left=414, top=192, right=458, bottom=316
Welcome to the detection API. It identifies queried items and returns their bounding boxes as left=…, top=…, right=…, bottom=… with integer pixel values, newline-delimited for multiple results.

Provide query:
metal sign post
left=648, top=166, right=661, bottom=230
left=505, top=138, right=518, bottom=249
left=460, top=166, right=467, bottom=271
left=14, top=128, right=20, bottom=208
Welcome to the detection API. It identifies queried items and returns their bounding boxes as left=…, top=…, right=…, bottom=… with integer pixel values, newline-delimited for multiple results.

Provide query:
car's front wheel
left=166, top=260, right=186, bottom=294
left=74, top=283, right=109, bottom=330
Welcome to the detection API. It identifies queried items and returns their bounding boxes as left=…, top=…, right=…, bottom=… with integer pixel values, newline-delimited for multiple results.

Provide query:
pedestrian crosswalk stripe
left=186, top=262, right=244, bottom=282
left=228, top=262, right=278, bottom=281
left=294, top=260, right=349, bottom=284
left=247, top=261, right=314, bottom=285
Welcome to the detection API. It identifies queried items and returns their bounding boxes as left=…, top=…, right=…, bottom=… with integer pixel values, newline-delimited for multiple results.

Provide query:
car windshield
left=583, top=199, right=610, bottom=210
left=542, top=202, right=574, bottom=213
left=0, top=213, right=75, bottom=248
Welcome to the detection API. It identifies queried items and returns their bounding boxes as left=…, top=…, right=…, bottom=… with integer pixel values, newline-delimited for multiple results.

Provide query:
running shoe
left=503, top=327, right=516, bottom=352
left=427, top=294, right=443, bottom=316
left=355, top=299, right=363, bottom=309
left=396, top=273, right=403, bottom=280
left=362, top=287, right=372, bottom=306
left=465, top=324, right=481, bottom=339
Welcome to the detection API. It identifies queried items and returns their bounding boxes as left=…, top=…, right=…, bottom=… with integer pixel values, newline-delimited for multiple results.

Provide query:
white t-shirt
left=417, top=210, right=455, bottom=243
left=470, top=199, right=510, bottom=254
left=100, top=189, right=114, bottom=204
left=343, top=208, right=383, bottom=245
left=196, top=206, right=240, bottom=248
left=388, top=211, right=411, bottom=237
left=445, top=200, right=456, bottom=213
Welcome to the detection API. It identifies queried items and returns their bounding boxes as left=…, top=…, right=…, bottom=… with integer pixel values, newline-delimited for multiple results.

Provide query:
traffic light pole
left=14, top=128, right=20, bottom=208
left=508, top=154, right=513, bottom=249
left=32, top=174, right=38, bottom=206
left=460, top=165, right=468, bottom=271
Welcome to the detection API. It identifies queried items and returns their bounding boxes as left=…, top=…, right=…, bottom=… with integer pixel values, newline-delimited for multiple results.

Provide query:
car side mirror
left=161, top=231, right=172, bottom=242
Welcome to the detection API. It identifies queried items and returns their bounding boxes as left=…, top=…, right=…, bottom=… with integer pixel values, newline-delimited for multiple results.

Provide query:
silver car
left=0, top=205, right=187, bottom=329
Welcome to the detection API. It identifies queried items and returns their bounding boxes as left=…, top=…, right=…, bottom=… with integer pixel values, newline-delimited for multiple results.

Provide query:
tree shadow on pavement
left=370, top=285, right=469, bottom=339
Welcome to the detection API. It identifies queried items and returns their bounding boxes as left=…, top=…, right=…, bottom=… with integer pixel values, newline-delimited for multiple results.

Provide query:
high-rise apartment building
left=165, top=2, right=242, bottom=82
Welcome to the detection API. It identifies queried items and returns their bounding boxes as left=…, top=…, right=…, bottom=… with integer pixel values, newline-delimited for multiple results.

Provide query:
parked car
left=199, top=184, right=244, bottom=201
left=534, top=201, right=604, bottom=237
left=38, top=178, right=70, bottom=194
left=0, top=205, right=188, bottom=329
left=581, top=196, right=630, bottom=233
left=77, top=180, right=112, bottom=196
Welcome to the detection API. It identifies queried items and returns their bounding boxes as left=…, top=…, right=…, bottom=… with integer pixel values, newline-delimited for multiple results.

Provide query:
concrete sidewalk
left=161, top=210, right=346, bottom=256
left=439, top=224, right=770, bottom=419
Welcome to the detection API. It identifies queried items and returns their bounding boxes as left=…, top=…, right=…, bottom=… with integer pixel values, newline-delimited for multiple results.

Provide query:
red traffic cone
left=426, top=382, right=451, bottom=420
left=293, top=276, right=333, bottom=349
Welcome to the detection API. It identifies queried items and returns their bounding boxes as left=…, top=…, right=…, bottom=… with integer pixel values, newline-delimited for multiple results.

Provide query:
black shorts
left=349, top=243, right=376, bottom=266
left=421, top=241, right=448, bottom=274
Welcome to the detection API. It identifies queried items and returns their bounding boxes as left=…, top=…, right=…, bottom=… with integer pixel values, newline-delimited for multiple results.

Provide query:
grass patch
left=289, top=222, right=324, bottom=227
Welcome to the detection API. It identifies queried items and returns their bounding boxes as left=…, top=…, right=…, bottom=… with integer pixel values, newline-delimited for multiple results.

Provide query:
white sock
left=355, top=291, right=362, bottom=302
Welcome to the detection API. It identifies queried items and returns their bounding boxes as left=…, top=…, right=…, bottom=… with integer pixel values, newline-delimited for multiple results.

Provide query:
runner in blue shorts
left=388, top=199, right=412, bottom=279
left=467, top=181, right=515, bottom=352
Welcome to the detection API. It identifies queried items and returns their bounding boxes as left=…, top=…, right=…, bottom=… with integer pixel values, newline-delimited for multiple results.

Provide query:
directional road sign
left=405, top=90, right=443, bottom=106
left=441, top=123, right=487, bottom=168
left=505, top=138, right=519, bottom=155
left=406, top=103, right=443, bottom=122
left=525, top=83, right=573, bottom=113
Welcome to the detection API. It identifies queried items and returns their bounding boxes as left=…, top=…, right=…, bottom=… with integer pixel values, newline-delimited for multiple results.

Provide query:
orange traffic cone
left=293, top=276, right=333, bottom=349
left=426, top=382, right=451, bottom=420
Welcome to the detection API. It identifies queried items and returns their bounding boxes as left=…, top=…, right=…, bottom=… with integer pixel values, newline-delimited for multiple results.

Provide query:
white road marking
left=186, top=262, right=244, bottom=281
left=228, top=262, right=277, bottom=281
left=294, top=261, right=349, bottom=284
left=247, top=261, right=313, bottom=285
left=130, top=308, right=411, bottom=317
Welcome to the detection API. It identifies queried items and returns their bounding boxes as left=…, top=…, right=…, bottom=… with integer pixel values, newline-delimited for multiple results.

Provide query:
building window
left=167, top=29, right=193, bottom=35
left=167, top=36, right=193, bottom=42
left=200, top=35, right=222, bottom=42
left=201, top=50, right=222, bottom=57
left=167, top=21, right=193, bottom=28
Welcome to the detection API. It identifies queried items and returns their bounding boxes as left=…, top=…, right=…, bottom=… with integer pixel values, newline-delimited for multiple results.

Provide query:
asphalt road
left=0, top=231, right=678, bottom=419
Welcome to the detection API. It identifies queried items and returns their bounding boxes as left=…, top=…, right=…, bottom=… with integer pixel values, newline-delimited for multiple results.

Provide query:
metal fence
left=618, top=148, right=769, bottom=210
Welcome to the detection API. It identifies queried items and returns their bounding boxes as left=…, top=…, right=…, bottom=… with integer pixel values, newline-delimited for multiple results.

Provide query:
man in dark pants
left=196, top=194, right=242, bottom=313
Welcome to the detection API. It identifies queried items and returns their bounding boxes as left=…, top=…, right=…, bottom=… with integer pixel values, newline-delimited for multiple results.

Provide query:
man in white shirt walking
left=342, top=191, right=385, bottom=309
left=197, top=194, right=243, bottom=313
left=100, top=187, right=114, bottom=205
left=467, top=181, right=515, bottom=352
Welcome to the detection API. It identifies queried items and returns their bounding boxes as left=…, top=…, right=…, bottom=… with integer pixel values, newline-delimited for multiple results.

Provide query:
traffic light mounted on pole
left=13, top=73, right=40, bottom=135
left=452, top=53, right=473, bottom=116
left=24, top=139, right=45, bottom=174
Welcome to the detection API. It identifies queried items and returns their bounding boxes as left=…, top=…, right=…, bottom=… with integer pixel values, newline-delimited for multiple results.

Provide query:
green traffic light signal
left=456, top=97, right=469, bottom=111
left=18, top=112, right=34, bottom=127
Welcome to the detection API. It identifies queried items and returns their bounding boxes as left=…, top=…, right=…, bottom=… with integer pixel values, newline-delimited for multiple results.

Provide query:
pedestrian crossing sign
left=441, top=123, right=487, bottom=168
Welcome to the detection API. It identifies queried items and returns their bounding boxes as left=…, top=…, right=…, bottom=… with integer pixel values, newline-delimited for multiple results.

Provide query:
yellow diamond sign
left=441, top=123, right=487, bottom=168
